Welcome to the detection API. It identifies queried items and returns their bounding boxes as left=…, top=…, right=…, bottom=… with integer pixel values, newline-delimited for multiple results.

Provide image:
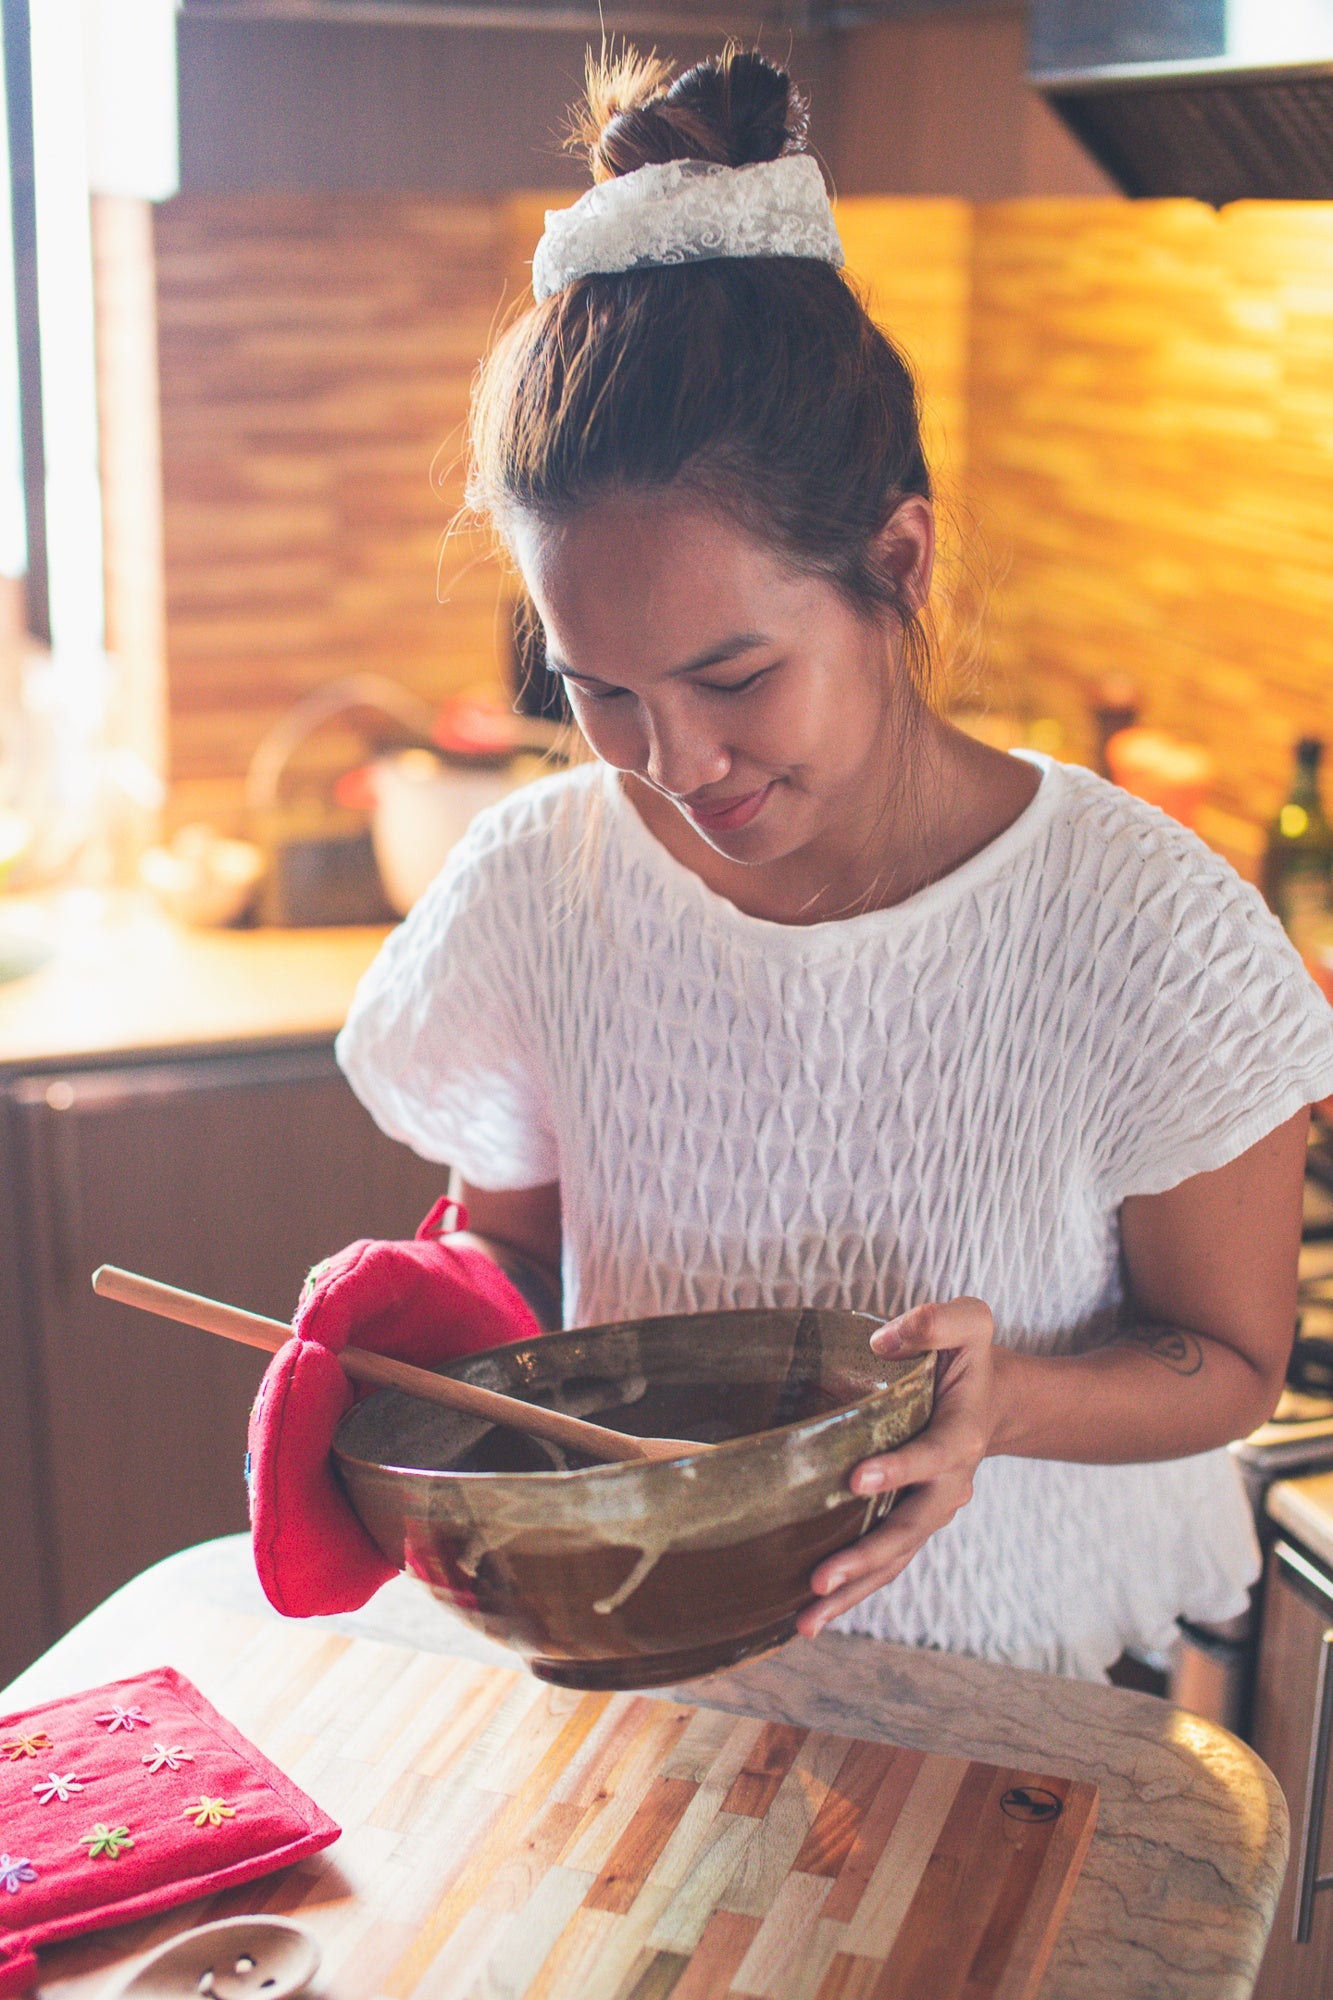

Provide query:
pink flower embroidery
left=94, top=1706, right=148, bottom=1733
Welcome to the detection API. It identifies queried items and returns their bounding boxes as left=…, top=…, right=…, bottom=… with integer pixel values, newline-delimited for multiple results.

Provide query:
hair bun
left=577, top=47, right=808, bottom=183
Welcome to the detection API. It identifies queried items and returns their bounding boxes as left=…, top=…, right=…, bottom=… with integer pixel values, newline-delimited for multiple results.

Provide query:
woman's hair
left=469, top=47, right=933, bottom=682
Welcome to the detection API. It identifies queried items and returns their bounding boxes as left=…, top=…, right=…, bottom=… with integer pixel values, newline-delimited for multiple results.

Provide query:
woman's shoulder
left=1036, top=757, right=1273, bottom=942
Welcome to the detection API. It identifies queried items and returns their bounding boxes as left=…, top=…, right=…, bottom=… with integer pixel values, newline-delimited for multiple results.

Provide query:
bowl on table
left=332, top=1306, right=934, bottom=1689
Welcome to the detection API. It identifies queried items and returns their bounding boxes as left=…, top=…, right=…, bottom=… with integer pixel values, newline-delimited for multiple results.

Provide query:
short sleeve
left=335, top=804, right=559, bottom=1189
left=1093, top=828, right=1333, bottom=1201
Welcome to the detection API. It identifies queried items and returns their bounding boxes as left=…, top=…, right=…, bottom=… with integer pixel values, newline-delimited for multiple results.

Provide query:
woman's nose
left=643, top=713, right=730, bottom=797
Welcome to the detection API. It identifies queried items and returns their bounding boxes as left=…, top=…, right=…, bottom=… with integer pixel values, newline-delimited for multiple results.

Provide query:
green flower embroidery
left=80, top=1823, right=133, bottom=1859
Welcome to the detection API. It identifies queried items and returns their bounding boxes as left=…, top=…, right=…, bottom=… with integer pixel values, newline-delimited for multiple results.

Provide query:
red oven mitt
left=246, top=1197, right=543, bottom=1618
left=0, top=1666, right=339, bottom=1997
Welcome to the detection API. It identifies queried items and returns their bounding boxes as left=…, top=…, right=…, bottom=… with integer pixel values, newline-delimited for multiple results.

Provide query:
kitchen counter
left=0, top=896, right=390, bottom=1073
left=1, top=1535, right=1288, bottom=2000
left=1267, top=1468, right=1333, bottom=1573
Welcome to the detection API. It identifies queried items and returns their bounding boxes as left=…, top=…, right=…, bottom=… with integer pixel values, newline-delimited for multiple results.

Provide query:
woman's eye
left=564, top=679, right=628, bottom=704
left=702, top=670, right=770, bottom=696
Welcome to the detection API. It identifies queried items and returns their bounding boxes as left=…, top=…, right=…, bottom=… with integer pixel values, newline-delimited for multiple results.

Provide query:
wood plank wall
left=837, top=198, right=975, bottom=702
left=967, top=199, right=1333, bottom=822
left=154, top=193, right=521, bottom=827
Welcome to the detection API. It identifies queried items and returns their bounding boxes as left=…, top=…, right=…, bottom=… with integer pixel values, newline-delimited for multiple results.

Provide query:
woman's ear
left=874, top=495, right=935, bottom=617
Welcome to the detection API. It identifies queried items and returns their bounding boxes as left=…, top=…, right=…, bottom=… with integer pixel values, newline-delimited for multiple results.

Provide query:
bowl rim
left=331, top=1307, right=934, bottom=1488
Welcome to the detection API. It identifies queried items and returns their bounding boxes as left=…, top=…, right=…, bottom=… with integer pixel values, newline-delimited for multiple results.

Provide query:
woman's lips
left=684, top=783, right=773, bottom=833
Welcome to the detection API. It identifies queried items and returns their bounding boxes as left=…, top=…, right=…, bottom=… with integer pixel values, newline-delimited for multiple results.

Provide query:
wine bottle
left=1263, top=737, right=1333, bottom=948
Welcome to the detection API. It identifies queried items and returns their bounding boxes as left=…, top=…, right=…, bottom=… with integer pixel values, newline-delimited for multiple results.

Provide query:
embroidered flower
left=143, top=1743, right=194, bottom=1774
left=95, top=1705, right=148, bottom=1733
left=2, top=1731, right=53, bottom=1760
left=80, top=1824, right=133, bottom=1859
left=0, top=1855, right=37, bottom=1893
left=32, top=1771, right=84, bottom=1804
left=182, top=1796, right=237, bottom=1829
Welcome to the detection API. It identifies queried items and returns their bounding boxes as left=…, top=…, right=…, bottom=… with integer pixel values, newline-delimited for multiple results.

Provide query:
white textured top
left=338, top=756, right=1333, bottom=1678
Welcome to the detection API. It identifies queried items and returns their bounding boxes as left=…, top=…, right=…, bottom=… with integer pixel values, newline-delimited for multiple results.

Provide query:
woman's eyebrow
left=550, top=633, right=771, bottom=685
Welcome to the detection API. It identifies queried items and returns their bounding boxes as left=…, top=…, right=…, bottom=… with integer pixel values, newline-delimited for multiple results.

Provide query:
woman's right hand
left=799, top=1296, right=997, bottom=1637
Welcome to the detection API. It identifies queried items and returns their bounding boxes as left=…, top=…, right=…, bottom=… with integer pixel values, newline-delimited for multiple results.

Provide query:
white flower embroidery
left=143, top=1744, right=194, bottom=1774
left=95, top=1705, right=148, bottom=1732
left=32, top=1771, right=84, bottom=1804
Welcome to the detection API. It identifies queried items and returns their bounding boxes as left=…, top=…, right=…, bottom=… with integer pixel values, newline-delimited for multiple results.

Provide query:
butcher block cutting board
left=316, top=1656, right=1099, bottom=2000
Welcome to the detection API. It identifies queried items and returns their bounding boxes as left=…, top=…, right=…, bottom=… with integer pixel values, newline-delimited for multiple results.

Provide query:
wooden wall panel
left=154, top=193, right=515, bottom=823
left=966, top=198, right=1333, bottom=821
left=838, top=198, right=975, bottom=699
left=831, top=9, right=1116, bottom=201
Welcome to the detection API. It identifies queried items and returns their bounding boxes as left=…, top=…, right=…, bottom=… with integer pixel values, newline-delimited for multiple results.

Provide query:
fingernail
left=872, top=1327, right=904, bottom=1354
left=821, top=1569, right=846, bottom=1593
left=856, top=1469, right=887, bottom=1492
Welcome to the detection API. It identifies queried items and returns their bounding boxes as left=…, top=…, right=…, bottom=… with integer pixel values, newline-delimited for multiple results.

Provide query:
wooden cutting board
left=338, top=1659, right=1099, bottom=2000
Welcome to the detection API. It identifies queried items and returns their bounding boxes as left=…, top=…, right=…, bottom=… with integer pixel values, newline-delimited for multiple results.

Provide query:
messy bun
left=470, top=48, right=932, bottom=680
left=574, top=46, right=807, bottom=181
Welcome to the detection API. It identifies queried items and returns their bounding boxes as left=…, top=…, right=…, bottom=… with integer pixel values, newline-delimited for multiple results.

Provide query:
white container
left=369, top=749, right=521, bottom=915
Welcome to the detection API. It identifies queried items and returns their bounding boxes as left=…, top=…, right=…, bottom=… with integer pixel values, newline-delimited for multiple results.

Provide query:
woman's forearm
left=988, top=1325, right=1285, bottom=1465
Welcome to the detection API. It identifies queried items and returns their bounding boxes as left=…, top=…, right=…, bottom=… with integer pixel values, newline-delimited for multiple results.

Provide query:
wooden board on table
left=313, top=1660, right=1099, bottom=2000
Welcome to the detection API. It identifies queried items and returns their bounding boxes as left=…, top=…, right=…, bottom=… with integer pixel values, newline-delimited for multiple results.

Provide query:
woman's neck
left=625, top=715, right=1043, bottom=925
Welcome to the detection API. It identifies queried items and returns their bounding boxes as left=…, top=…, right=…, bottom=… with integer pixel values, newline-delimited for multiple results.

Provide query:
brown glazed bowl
left=332, top=1307, right=934, bottom=1689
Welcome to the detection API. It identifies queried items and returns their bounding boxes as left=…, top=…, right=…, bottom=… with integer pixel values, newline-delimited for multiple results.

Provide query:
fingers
left=871, top=1296, right=993, bottom=1360
left=849, top=1396, right=989, bottom=1498
left=799, top=1487, right=959, bottom=1637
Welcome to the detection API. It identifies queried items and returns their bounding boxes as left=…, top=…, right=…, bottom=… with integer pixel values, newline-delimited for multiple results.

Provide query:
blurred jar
left=1105, top=727, right=1213, bottom=830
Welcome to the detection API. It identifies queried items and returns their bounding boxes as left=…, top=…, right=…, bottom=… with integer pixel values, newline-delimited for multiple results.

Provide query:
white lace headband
left=530, top=153, right=844, bottom=301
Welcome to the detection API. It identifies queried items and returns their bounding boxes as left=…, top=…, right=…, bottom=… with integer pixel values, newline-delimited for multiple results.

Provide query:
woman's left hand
left=798, top=1296, right=997, bottom=1638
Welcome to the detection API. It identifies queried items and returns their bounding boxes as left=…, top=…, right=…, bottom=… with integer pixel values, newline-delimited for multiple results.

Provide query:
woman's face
left=511, top=489, right=933, bottom=869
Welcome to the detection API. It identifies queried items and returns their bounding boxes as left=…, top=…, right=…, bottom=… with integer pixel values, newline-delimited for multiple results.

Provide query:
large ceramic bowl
left=333, top=1307, right=934, bottom=1689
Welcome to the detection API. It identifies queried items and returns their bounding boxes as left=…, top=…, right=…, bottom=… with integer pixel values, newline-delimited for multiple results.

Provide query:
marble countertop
left=0, top=895, right=389, bottom=1073
left=1267, top=1469, right=1333, bottom=1576
left=1, top=1536, right=1289, bottom=2000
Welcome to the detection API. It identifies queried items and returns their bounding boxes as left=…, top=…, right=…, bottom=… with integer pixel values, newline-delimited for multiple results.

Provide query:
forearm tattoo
left=1125, top=1323, right=1205, bottom=1377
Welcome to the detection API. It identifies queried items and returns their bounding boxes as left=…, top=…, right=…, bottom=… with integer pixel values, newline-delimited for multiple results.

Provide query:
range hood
left=1031, top=1, right=1333, bottom=203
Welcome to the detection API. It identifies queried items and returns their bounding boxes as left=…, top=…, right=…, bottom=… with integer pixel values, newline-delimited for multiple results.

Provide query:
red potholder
left=247, top=1196, right=542, bottom=1619
left=0, top=1666, right=340, bottom=1996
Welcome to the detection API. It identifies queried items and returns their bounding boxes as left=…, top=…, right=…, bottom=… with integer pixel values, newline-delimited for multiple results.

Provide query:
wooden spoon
left=91, top=1265, right=702, bottom=1467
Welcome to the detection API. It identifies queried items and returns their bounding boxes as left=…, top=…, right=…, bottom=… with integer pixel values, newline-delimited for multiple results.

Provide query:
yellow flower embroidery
left=2, top=1733, right=53, bottom=1761
left=182, top=1797, right=237, bottom=1829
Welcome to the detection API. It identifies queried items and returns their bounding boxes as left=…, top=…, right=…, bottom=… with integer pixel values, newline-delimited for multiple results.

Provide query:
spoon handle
left=90, top=1265, right=698, bottom=1466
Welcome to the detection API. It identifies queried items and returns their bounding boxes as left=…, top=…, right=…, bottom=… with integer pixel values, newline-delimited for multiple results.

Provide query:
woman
left=251, top=50, right=1333, bottom=1678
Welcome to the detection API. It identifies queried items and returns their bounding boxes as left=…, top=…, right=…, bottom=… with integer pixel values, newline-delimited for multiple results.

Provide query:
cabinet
left=0, top=1042, right=444, bottom=1683
left=1253, top=1539, right=1333, bottom=1999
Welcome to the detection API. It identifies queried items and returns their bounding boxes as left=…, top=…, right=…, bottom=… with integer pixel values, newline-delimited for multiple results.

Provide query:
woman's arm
left=453, top=1180, right=564, bottom=1331
left=800, top=1107, right=1309, bottom=1636
left=993, top=1106, right=1307, bottom=1461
